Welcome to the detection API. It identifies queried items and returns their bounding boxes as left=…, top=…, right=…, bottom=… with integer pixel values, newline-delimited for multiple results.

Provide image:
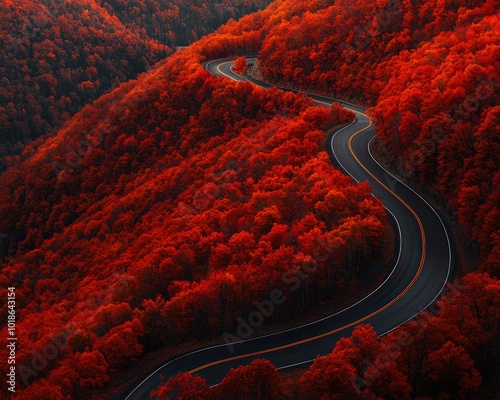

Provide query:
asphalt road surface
left=118, top=57, right=453, bottom=400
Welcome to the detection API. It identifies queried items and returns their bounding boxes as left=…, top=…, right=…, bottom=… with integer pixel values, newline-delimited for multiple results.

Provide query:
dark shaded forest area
left=0, top=0, right=272, bottom=164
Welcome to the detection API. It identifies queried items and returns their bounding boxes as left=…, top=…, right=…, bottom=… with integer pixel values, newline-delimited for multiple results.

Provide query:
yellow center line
left=191, top=61, right=427, bottom=375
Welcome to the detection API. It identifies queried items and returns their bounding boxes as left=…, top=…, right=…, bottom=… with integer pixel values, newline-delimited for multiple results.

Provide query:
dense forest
left=97, top=0, right=274, bottom=46
left=251, top=0, right=499, bottom=279
left=0, top=0, right=272, bottom=164
left=149, top=0, right=499, bottom=397
left=0, top=35, right=390, bottom=398
left=153, top=272, right=499, bottom=399
left=0, top=0, right=498, bottom=398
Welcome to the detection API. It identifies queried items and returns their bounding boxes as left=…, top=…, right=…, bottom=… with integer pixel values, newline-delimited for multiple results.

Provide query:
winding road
left=119, top=57, right=454, bottom=399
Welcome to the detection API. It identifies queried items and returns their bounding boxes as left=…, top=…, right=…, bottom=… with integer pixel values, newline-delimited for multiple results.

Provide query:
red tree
left=214, top=359, right=282, bottom=400
left=151, top=372, right=212, bottom=400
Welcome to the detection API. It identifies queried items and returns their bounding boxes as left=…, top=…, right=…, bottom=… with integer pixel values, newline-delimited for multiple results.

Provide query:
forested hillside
left=96, top=0, right=274, bottom=46
left=248, top=0, right=499, bottom=278
left=147, top=0, right=499, bottom=397
left=154, top=271, right=499, bottom=398
left=0, top=0, right=272, bottom=164
left=0, top=31, right=393, bottom=398
left=0, top=0, right=498, bottom=398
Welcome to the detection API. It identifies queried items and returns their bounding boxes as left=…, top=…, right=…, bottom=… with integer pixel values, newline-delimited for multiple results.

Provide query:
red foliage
left=0, top=0, right=272, bottom=162
left=1, top=0, right=497, bottom=398
left=0, top=27, right=384, bottom=396
left=299, top=325, right=411, bottom=399
left=151, top=372, right=212, bottom=400
left=371, top=17, right=499, bottom=276
left=236, top=0, right=499, bottom=278
left=233, top=57, right=249, bottom=75
left=214, top=359, right=282, bottom=400
left=0, top=0, right=169, bottom=162
left=298, top=272, right=497, bottom=398
left=426, top=341, right=482, bottom=396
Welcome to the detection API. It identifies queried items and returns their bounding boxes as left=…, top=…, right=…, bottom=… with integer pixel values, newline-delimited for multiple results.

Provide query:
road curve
left=119, top=57, right=453, bottom=399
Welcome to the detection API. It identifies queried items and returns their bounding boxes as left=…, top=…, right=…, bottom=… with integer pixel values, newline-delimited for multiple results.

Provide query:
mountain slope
left=0, top=0, right=498, bottom=398
left=0, top=30, right=394, bottom=398
left=0, top=0, right=272, bottom=163
left=214, top=0, right=499, bottom=276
